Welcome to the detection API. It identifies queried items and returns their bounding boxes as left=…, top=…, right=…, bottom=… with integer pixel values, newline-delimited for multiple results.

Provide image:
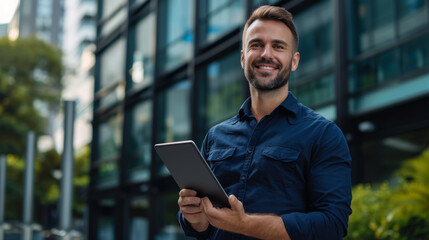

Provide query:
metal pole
left=0, top=155, right=6, bottom=240
left=23, top=131, right=35, bottom=240
left=59, top=100, right=75, bottom=232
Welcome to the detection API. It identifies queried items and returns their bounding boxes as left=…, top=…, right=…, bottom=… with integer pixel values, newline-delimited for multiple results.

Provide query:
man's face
left=241, top=19, right=300, bottom=91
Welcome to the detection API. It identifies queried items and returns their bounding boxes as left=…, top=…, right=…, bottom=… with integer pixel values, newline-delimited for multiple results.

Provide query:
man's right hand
left=178, top=189, right=210, bottom=232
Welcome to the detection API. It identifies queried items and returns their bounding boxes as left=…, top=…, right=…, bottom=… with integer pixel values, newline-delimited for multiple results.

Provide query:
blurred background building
left=89, top=0, right=429, bottom=239
left=8, top=0, right=66, bottom=149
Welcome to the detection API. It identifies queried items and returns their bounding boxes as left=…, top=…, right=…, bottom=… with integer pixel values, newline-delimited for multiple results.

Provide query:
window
left=348, top=32, right=429, bottom=114
left=153, top=192, right=188, bottom=239
left=348, top=0, right=429, bottom=57
left=358, top=128, right=429, bottom=183
left=399, top=0, right=429, bottom=36
left=156, top=80, right=191, bottom=176
left=125, top=100, right=153, bottom=183
left=98, top=38, right=126, bottom=110
left=129, top=13, right=156, bottom=91
left=158, top=0, right=194, bottom=72
left=293, top=74, right=335, bottom=108
left=96, top=199, right=116, bottom=240
left=100, top=38, right=126, bottom=89
left=95, top=113, right=123, bottom=188
left=198, top=0, right=244, bottom=45
left=128, top=196, right=150, bottom=240
left=289, top=0, right=335, bottom=119
left=293, top=0, right=333, bottom=79
left=101, top=0, right=124, bottom=19
left=199, top=50, right=244, bottom=134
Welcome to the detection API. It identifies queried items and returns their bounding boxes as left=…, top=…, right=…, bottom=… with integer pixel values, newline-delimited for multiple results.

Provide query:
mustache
left=253, top=59, right=281, bottom=68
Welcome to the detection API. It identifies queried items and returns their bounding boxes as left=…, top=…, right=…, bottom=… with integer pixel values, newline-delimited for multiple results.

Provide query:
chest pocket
left=262, top=146, right=299, bottom=163
left=260, top=146, right=300, bottom=190
left=207, top=147, right=235, bottom=162
left=207, top=147, right=237, bottom=188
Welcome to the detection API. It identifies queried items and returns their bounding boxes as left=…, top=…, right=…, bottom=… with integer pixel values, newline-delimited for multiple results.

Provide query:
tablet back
left=154, top=140, right=230, bottom=208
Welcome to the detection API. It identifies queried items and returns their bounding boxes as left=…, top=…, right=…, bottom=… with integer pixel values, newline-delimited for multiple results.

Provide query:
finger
left=181, top=204, right=204, bottom=214
left=228, top=194, right=242, bottom=211
left=178, top=195, right=201, bottom=206
left=179, top=189, right=198, bottom=197
left=201, top=197, right=216, bottom=215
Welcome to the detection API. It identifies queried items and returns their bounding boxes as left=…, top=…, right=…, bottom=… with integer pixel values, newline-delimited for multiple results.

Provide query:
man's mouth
left=253, top=60, right=280, bottom=71
left=256, top=65, right=277, bottom=70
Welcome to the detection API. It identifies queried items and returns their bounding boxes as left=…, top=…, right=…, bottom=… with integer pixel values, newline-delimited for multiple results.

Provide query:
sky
left=0, top=0, right=19, bottom=24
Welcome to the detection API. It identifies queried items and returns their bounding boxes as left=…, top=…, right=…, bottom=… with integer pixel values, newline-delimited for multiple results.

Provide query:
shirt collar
left=238, top=91, right=301, bottom=124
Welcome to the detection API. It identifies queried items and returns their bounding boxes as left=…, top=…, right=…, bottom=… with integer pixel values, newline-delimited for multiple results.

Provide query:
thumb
left=228, top=194, right=242, bottom=210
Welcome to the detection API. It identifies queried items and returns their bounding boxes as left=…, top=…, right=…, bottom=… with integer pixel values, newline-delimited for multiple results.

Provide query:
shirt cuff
left=178, top=211, right=212, bottom=239
left=281, top=213, right=309, bottom=240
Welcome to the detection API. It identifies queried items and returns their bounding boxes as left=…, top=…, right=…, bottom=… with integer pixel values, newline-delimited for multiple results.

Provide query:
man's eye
left=250, top=43, right=262, bottom=48
left=274, top=45, right=284, bottom=49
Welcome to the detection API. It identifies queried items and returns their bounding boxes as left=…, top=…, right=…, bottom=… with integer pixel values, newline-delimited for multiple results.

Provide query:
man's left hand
left=201, top=194, right=248, bottom=234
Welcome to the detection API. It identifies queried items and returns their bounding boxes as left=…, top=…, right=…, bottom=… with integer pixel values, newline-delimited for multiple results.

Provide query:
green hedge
left=346, top=149, right=429, bottom=240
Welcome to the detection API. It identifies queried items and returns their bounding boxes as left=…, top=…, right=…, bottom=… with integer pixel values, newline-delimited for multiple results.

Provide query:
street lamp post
left=23, top=131, right=35, bottom=240
left=0, top=155, right=6, bottom=240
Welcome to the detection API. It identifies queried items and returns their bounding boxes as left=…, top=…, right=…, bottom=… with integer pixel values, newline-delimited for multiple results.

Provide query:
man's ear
left=240, top=50, right=245, bottom=69
left=291, top=51, right=300, bottom=72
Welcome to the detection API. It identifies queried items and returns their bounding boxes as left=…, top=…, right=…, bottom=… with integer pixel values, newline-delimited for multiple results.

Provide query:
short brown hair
left=242, top=5, right=299, bottom=51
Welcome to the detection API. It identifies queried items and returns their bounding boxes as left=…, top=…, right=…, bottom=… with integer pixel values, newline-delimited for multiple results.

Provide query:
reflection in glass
left=130, top=13, right=156, bottom=91
left=200, top=50, right=244, bottom=131
left=159, top=0, right=194, bottom=72
left=293, top=0, right=333, bottom=79
left=100, top=8, right=127, bottom=38
left=348, top=0, right=429, bottom=57
left=96, top=114, right=122, bottom=188
left=349, top=32, right=429, bottom=95
left=154, top=192, right=188, bottom=240
left=199, top=0, right=244, bottom=44
left=293, top=74, right=334, bottom=108
left=126, top=100, right=153, bottom=182
left=98, top=114, right=123, bottom=161
left=100, top=37, right=126, bottom=89
left=97, top=161, right=119, bottom=188
left=373, top=0, right=395, bottom=46
left=360, top=128, right=429, bottom=183
left=398, top=0, right=428, bottom=36
left=128, top=197, right=150, bottom=240
left=101, top=0, right=124, bottom=19
left=97, top=199, right=115, bottom=240
left=157, top=80, right=191, bottom=176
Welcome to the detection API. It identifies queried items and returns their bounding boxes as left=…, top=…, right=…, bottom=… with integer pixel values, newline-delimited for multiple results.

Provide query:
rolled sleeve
left=282, top=123, right=352, bottom=240
left=178, top=211, right=212, bottom=239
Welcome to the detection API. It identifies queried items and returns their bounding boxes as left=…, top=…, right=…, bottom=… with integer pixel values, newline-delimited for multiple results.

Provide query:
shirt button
left=241, top=176, right=246, bottom=181
left=247, top=149, right=252, bottom=154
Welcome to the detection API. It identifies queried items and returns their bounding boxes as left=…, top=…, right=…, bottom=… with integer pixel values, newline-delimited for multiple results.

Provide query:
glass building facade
left=90, top=0, right=429, bottom=239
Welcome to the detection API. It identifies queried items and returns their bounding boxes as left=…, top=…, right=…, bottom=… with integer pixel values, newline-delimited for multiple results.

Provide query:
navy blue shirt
left=179, top=92, right=352, bottom=240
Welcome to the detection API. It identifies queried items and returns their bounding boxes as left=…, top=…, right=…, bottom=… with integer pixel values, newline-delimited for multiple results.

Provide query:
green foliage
left=4, top=145, right=90, bottom=221
left=0, top=37, right=63, bottom=155
left=346, top=149, right=429, bottom=240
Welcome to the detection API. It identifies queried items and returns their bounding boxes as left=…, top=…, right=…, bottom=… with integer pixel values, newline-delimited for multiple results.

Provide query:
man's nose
left=260, top=45, right=274, bottom=58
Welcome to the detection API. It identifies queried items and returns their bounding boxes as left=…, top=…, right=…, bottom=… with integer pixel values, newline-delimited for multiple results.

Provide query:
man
left=178, top=5, right=352, bottom=240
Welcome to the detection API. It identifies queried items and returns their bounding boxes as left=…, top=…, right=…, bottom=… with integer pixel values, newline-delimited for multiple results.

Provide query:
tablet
left=154, top=140, right=230, bottom=208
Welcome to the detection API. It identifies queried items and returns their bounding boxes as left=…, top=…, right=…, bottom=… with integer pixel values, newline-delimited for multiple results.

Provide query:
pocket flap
left=263, top=146, right=299, bottom=163
left=207, top=147, right=235, bottom=162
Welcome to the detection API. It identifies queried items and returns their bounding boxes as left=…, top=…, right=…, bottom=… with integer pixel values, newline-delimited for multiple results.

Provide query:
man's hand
left=178, top=189, right=210, bottom=232
left=202, top=195, right=291, bottom=240
left=201, top=194, right=247, bottom=233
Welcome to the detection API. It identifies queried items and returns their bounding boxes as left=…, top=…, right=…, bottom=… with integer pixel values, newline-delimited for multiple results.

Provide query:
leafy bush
left=346, top=149, right=429, bottom=240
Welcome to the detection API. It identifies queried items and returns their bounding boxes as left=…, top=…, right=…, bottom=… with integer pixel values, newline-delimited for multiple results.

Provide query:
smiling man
left=178, top=5, right=352, bottom=240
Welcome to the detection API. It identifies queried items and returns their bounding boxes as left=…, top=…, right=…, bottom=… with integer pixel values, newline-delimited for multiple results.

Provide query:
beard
left=245, top=58, right=292, bottom=91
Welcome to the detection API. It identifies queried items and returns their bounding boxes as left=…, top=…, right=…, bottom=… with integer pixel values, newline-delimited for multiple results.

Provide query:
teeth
left=259, top=66, right=274, bottom=70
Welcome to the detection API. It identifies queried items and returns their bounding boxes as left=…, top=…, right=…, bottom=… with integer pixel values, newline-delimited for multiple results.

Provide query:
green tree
left=0, top=36, right=63, bottom=221
left=346, top=148, right=429, bottom=240
left=0, top=36, right=63, bottom=155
